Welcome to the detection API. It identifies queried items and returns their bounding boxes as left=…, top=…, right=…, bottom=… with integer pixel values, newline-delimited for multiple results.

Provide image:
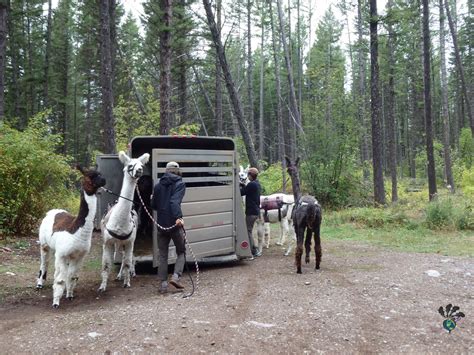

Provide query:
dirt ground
left=0, top=232, right=473, bottom=354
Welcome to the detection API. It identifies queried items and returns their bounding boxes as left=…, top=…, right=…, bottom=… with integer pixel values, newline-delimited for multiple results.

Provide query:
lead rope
left=135, top=185, right=199, bottom=298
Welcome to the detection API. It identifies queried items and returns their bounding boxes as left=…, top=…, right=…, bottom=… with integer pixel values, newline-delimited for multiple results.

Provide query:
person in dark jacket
left=240, top=167, right=262, bottom=258
left=151, top=161, right=186, bottom=294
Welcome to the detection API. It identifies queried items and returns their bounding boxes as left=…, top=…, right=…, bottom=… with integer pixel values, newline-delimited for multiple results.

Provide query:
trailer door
left=151, top=148, right=237, bottom=266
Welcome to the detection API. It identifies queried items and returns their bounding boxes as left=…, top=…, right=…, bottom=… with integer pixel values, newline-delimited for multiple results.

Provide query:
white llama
left=98, top=151, right=150, bottom=292
left=256, top=193, right=296, bottom=255
left=36, top=165, right=106, bottom=308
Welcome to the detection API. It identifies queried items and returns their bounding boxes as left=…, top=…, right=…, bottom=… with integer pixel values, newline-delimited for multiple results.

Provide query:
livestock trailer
left=95, top=136, right=253, bottom=266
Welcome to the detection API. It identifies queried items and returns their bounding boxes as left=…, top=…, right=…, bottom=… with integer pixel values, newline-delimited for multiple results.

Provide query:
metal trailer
left=95, top=136, right=253, bottom=266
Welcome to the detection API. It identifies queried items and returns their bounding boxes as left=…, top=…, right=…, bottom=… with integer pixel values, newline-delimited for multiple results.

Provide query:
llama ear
left=246, top=164, right=250, bottom=170
left=295, top=157, right=300, bottom=167
left=139, top=153, right=150, bottom=164
left=239, top=165, right=244, bottom=171
left=118, top=151, right=130, bottom=165
left=284, top=156, right=291, bottom=166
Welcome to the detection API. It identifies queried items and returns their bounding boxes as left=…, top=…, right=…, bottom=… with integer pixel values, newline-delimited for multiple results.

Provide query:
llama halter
left=134, top=184, right=199, bottom=298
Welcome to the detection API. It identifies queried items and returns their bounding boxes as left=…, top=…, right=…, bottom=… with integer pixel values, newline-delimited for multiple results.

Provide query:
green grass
left=322, top=224, right=474, bottom=256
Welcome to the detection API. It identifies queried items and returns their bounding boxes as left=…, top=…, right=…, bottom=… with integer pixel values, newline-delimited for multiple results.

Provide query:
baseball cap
left=166, top=161, right=180, bottom=169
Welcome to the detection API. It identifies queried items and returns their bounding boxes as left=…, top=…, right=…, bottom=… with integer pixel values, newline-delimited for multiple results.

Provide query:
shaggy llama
left=36, top=165, right=106, bottom=308
left=285, top=157, right=322, bottom=274
left=98, top=151, right=150, bottom=292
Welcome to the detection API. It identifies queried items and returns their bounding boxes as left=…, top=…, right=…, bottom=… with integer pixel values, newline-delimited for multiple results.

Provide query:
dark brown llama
left=285, top=157, right=322, bottom=274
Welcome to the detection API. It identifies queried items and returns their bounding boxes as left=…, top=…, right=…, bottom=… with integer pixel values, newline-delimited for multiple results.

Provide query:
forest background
left=0, top=0, right=473, bottom=243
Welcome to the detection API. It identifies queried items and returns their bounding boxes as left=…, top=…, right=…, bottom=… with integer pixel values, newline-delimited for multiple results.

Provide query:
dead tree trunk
left=159, top=0, right=172, bottom=134
left=99, top=0, right=116, bottom=153
left=422, top=0, right=437, bottom=200
left=369, top=0, right=386, bottom=205
left=203, top=0, right=259, bottom=169
left=444, top=0, right=474, bottom=135
left=440, top=0, right=455, bottom=191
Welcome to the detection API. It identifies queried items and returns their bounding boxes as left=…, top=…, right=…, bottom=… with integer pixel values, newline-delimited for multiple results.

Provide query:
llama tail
left=307, top=202, right=322, bottom=228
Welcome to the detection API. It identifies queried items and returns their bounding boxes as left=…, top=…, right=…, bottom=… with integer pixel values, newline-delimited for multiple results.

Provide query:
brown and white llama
left=285, top=157, right=322, bottom=274
left=36, top=165, right=106, bottom=308
left=98, top=151, right=150, bottom=292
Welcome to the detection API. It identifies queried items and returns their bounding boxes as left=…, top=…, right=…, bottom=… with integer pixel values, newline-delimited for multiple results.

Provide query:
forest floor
left=0, top=231, right=473, bottom=354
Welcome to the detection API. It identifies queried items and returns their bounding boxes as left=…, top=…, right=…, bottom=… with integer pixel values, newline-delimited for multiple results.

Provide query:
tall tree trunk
left=26, top=1, right=34, bottom=118
left=159, top=0, right=172, bottom=134
left=422, top=0, right=437, bottom=201
left=247, top=0, right=255, bottom=140
left=258, top=3, right=264, bottom=160
left=357, top=0, right=370, bottom=180
left=0, top=1, right=6, bottom=120
left=191, top=62, right=215, bottom=120
left=42, top=0, right=52, bottom=108
left=215, top=0, right=223, bottom=135
left=269, top=0, right=286, bottom=192
left=440, top=0, right=455, bottom=192
left=202, top=0, right=259, bottom=169
left=6, top=0, right=19, bottom=119
left=100, top=0, right=116, bottom=153
left=444, top=0, right=474, bottom=135
left=276, top=0, right=301, bottom=140
left=369, top=0, right=386, bottom=205
left=387, top=0, right=398, bottom=202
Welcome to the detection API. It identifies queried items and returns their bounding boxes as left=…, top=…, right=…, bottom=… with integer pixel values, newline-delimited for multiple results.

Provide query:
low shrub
left=0, top=113, right=77, bottom=236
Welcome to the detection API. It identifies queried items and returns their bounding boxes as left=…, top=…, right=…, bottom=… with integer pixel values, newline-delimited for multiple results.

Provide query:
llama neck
left=290, top=172, right=302, bottom=202
left=108, top=174, right=136, bottom=229
left=76, top=191, right=97, bottom=241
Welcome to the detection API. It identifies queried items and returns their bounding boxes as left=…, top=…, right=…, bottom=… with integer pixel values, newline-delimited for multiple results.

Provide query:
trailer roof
left=130, top=136, right=235, bottom=157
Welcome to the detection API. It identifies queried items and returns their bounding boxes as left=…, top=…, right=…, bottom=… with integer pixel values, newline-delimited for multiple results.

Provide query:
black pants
left=157, top=227, right=186, bottom=282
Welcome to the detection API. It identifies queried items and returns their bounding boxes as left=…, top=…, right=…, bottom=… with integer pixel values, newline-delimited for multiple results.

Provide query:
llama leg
left=295, top=225, right=304, bottom=274
left=115, top=244, right=124, bottom=280
left=120, top=241, right=133, bottom=288
left=36, top=244, right=50, bottom=289
left=264, top=222, right=271, bottom=249
left=277, top=219, right=289, bottom=246
left=314, top=222, right=322, bottom=270
left=66, top=259, right=82, bottom=300
left=52, top=256, right=67, bottom=308
left=98, top=242, right=114, bottom=292
left=304, top=228, right=312, bottom=264
left=255, top=221, right=264, bottom=252
left=284, top=220, right=296, bottom=256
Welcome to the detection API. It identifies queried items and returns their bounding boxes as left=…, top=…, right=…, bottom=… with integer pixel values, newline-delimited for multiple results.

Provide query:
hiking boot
left=254, top=250, right=262, bottom=257
left=169, top=275, right=184, bottom=290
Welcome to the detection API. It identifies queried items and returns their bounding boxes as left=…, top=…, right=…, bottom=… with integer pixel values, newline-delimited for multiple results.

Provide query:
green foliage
left=425, top=196, right=474, bottom=231
left=0, top=113, right=77, bottom=236
left=458, top=128, right=474, bottom=168
left=114, top=84, right=160, bottom=151
left=170, top=123, right=201, bottom=136
left=414, top=140, right=444, bottom=181
left=459, top=166, right=474, bottom=197
left=258, top=163, right=286, bottom=195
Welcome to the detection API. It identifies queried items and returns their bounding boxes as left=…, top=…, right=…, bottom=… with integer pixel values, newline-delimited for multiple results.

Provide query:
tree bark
left=99, top=0, right=116, bottom=153
left=369, top=0, right=386, bottom=205
left=444, top=0, right=474, bottom=136
left=202, top=0, right=259, bottom=169
left=276, top=0, right=302, bottom=139
left=247, top=0, right=255, bottom=140
left=422, top=0, right=437, bottom=201
left=258, top=3, right=264, bottom=160
left=159, top=0, right=172, bottom=135
left=269, top=0, right=286, bottom=192
left=215, top=0, right=223, bottom=135
left=0, top=0, right=6, bottom=120
left=357, top=0, right=370, bottom=181
left=387, top=0, right=398, bottom=202
left=439, top=0, right=455, bottom=192
left=42, top=0, right=52, bottom=108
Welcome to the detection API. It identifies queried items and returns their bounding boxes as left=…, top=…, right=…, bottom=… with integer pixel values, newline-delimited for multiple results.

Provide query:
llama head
left=239, top=164, right=250, bottom=184
left=119, top=151, right=150, bottom=179
left=285, top=156, right=300, bottom=178
left=76, top=165, right=106, bottom=195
